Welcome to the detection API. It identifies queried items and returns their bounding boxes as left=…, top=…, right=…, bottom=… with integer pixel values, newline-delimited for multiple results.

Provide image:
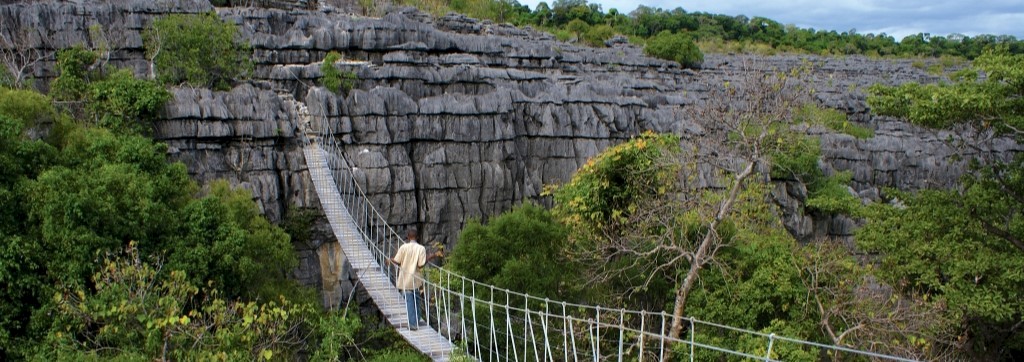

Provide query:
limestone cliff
left=3, top=1, right=1020, bottom=304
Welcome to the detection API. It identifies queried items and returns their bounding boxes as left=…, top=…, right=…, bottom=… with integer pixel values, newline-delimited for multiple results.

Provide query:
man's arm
left=390, top=245, right=405, bottom=266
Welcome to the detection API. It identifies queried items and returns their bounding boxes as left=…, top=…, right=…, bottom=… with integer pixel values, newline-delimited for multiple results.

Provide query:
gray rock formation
left=4, top=1, right=1020, bottom=305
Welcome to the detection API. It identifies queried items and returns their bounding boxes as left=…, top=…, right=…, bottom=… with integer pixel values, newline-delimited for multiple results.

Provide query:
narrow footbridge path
left=286, top=91, right=918, bottom=362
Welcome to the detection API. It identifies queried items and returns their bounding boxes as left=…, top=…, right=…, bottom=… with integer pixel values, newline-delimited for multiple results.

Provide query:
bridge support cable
left=288, top=89, right=921, bottom=362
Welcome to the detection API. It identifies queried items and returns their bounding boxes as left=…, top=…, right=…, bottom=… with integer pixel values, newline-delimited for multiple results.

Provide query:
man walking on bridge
left=390, top=229, right=434, bottom=330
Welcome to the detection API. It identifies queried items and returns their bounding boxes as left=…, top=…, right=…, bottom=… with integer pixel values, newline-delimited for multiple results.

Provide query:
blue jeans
left=404, top=290, right=422, bottom=329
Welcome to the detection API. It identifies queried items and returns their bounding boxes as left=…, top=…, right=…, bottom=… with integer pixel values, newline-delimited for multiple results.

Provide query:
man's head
left=406, top=229, right=418, bottom=241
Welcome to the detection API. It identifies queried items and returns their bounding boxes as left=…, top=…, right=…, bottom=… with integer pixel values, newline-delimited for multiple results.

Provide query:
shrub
left=768, top=134, right=821, bottom=181
left=565, top=19, right=590, bottom=40
left=88, top=68, right=170, bottom=133
left=320, top=51, right=357, bottom=95
left=50, top=46, right=98, bottom=101
left=805, top=171, right=862, bottom=215
left=644, top=30, right=703, bottom=68
left=551, top=132, right=681, bottom=232
left=0, top=88, right=55, bottom=128
left=448, top=203, right=576, bottom=299
left=582, top=24, right=616, bottom=47
left=144, top=13, right=251, bottom=90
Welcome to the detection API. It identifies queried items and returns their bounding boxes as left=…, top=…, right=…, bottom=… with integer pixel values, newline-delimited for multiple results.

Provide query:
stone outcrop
left=4, top=1, right=1021, bottom=304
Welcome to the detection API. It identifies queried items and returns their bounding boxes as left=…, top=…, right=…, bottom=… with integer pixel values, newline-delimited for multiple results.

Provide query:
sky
left=517, top=0, right=1024, bottom=40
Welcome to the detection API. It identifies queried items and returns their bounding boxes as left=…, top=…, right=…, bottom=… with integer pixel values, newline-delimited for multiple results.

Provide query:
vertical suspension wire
left=542, top=299, right=552, bottom=362
left=617, top=309, right=625, bottom=362
left=433, top=275, right=441, bottom=332
left=472, top=283, right=482, bottom=359
left=525, top=294, right=540, bottom=362
left=588, top=313, right=598, bottom=362
left=460, top=277, right=467, bottom=355
left=639, top=311, right=645, bottom=362
left=506, top=291, right=518, bottom=362
left=659, top=312, right=666, bottom=362
left=488, top=285, right=497, bottom=362
left=424, top=277, right=432, bottom=332
left=764, top=334, right=776, bottom=362
left=595, top=307, right=601, bottom=360
left=562, top=302, right=570, bottom=362
left=445, top=271, right=454, bottom=345
left=568, top=311, right=579, bottom=362
left=689, top=317, right=695, bottom=362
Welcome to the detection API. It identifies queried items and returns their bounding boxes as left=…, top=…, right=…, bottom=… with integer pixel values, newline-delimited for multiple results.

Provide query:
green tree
left=51, top=48, right=170, bottom=133
left=320, top=51, right=357, bottom=95
left=868, top=49, right=1023, bottom=132
left=644, top=30, right=703, bottom=68
left=0, top=88, right=58, bottom=129
left=144, top=13, right=251, bottom=90
left=1, top=119, right=299, bottom=357
left=565, top=19, right=590, bottom=40
left=864, top=47, right=1024, bottom=357
left=448, top=203, right=577, bottom=300
left=35, top=244, right=334, bottom=361
left=49, top=46, right=98, bottom=102
left=0, top=102, right=59, bottom=357
left=858, top=189, right=1022, bottom=358
left=169, top=181, right=297, bottom=299
left=551, top=70, right=817, bottom=339
left=680, top=183, right=820, bottom=361
left=87, top=68, right=170, bottom=133
left=582, top=24, right=616, bottom=47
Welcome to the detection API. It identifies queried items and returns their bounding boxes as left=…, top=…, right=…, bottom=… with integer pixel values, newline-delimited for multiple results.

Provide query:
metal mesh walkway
left=304, top=142, right=454, bottom=361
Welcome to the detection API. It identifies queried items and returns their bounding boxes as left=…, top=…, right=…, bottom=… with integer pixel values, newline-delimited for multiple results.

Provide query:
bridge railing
left=297, top=91, right=919, bottom=362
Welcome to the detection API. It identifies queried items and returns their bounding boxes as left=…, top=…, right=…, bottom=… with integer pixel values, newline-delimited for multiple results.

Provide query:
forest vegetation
left=0, top=13, right=437, bottom=361
left=448, top=48, right=1024, bottom=360
left=1, top=1, right=1023, bottom=360
left=356, top=0, right=1024, bottom=68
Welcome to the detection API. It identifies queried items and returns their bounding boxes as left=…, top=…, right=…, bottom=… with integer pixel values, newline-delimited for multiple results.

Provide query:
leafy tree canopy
left=0, top=85, right=298, bottom=358
left=144, top=12, right=252, bottom=90
left=448, top=202, right=579, bottom=300
left=644, top=31, right=703, bottom=68
left=864, top=46, right=1024, bottom=358
left=396, top=0, right=1022, bottom=59
left=868, top=48, right=1023, bottom=133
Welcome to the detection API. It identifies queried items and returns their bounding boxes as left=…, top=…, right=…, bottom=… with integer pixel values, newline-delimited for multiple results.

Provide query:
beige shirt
left=393, top=241, right=426, bottom=290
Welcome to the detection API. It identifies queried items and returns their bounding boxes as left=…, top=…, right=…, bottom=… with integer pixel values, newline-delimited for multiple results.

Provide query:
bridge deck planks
left=304, top=144, right=454, bottom=362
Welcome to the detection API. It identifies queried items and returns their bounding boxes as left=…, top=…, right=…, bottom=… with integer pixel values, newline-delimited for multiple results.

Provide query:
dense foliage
left=863, top=47, right=1024, bottom=358
left=643, top=31, right=703, bottom=69
left=868, top=48, right=1023, bottom=132
left=551, top=131, right=680, bottom=237
left=1, top=58, right=429, bottom=360
left=34, top=245, right=335, bottom=361
left=320, top=51, right=358, bottom=95
left=450, top=130, right=884, bottom=359
left=144, top=13, right=252, bottom=90
left=448, top=203, right=578, bottom=300
left=51, top=47, right=170, bottom=134
left=0, top=86, right=311, bottom=358
left=396, top=0, right=1022, bottom=61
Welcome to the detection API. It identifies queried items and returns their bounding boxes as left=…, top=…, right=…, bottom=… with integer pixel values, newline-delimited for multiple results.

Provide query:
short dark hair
left=406, top=229, right=417, bottom=239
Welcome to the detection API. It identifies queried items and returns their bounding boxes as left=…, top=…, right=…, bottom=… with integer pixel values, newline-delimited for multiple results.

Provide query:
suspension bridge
left=285, top=93, right=918, bottom=362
